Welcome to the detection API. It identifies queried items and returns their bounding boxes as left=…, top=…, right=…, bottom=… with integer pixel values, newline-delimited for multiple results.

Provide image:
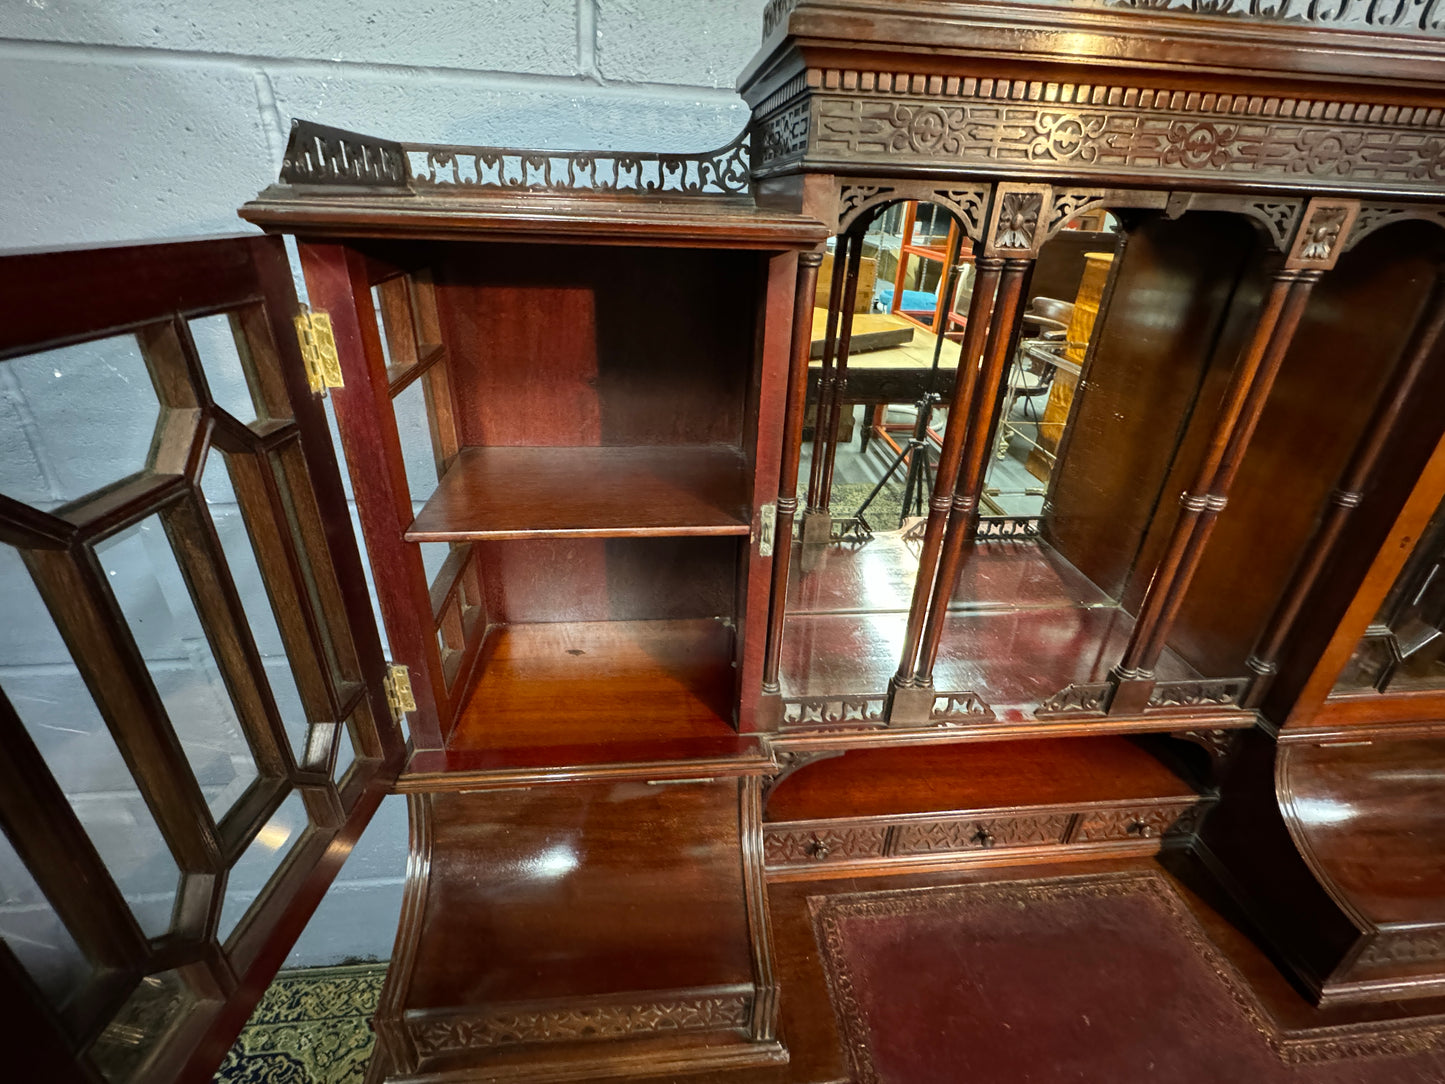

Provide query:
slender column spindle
left=1113, top=270, right=1319, bottom=702
left=806, top=235, right=852, bottom=513
left=1243, top=267, right=1445, bottom=707
left=892, top=257, right=1004, bottom=689
left=762, top=252, right=825, bottom=696
left=912, top=257, right=1033, bottom=686
left=817, top=234, right=866, bottom=513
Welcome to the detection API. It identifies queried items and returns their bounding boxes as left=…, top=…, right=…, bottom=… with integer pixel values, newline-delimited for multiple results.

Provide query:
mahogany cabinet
left=7, top=2, right=1445, bottom=1081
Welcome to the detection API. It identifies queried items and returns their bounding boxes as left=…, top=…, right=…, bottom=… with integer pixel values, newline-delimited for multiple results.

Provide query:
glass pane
left=0, top=831, right=89, bottom=1009
left=188, top=314, right=256, bottom=423
left=370, top=285, right=394, bottom=369
left=96, top=518, right=258, bottom=819
left=89, top=969, right=195, bottom=1084
left=334, top=710, right=360, bottom=785
left=1335, top=499, right=1445, bottom=694
left=1, top=545, right=181, bottom=938
left=218, top=792, right=310, bottom=945
left=393, top=376, right=440, bottom=509
left=0, top=334, right=161, bottom=507
left=199, top=451, right=310, bottom=761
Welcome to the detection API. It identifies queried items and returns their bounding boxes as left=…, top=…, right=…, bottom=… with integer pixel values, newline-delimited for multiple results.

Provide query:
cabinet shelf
left=406, top=444, right=751, bottom=542
left=765, top=737, right=1199, bottom=822
left=420, top=618, right=743, bottom=775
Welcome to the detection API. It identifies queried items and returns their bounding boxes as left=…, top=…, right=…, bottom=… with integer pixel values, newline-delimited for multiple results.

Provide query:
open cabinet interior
left=780, top=201, right=1445, bottom=723
left=303, top=238, right=800, bottom=762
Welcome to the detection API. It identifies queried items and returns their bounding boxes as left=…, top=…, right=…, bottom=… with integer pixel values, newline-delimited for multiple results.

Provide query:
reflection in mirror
left=983, top=212, right=1118, bottom=519
left=782, top=199, right=975, bottom=702
left=1336, top=499, right=1445, bottom=694
left=778, top=203, right=1325, bottom=718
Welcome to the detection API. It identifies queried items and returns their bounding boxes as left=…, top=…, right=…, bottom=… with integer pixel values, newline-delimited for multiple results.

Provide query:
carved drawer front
left=1072, top=802, right=1201, bottom=844
left=763, top=823, right=888, bottom=867
left=892, top=811, right=1073, bottom=856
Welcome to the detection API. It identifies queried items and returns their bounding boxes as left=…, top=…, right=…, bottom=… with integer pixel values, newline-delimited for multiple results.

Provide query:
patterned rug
left=214, top=964, right=387, bottom=1084
left=812, top=871, right=1445, bottom=1084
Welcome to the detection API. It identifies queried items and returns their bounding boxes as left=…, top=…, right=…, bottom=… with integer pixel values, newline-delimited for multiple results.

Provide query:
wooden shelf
left=406, top=444, right=751, bottom=542
left=766, top=737, right=1198, bottom=822
left=425, top=618, right=743, bottom=775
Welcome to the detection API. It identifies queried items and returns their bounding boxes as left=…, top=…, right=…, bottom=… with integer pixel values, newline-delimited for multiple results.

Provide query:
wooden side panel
left=1167, top=224, right=1445, bottom=678
left=1046, top=213, right=1258, bottom=603
left=434, top=245, right=756, bottom=448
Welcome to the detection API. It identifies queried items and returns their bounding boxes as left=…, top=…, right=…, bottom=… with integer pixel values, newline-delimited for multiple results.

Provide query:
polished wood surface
left=781, top=605, right=1199, bottom=714
left=767, top=737, right=1196, bottom=821
left=1281, top=738, right=1445, bottom=928
left=405, top=445, right=751, bottom=541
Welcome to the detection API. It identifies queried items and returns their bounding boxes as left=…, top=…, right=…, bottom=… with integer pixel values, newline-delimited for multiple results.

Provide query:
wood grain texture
left=405, top=445, right=751, bottom=541
left=766, top=736, right=1196, bottom=822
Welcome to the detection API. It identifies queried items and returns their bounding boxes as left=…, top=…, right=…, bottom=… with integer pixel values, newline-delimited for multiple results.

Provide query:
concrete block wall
left=0, top=0, right=770, bottom=976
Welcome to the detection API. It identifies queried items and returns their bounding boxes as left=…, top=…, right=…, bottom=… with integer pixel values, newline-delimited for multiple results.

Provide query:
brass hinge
left=758, top=502, right=777, bottom=557
left=295, top=305, right=343, bottom=393
left=384, top=663, right=417, bottom=722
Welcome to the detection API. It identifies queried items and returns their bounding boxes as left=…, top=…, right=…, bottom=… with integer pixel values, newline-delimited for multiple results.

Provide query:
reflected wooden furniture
left=10, top=2, right=1445, bottom=1082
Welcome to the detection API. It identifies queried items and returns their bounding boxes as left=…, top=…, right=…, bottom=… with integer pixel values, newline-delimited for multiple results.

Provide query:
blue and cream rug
left=214, top=964, right=387, bottom=1084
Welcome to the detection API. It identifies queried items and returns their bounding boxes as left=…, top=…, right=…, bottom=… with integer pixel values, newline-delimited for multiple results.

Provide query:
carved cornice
left=751, top=72, right=1445, bottom=196
left=1051, top=0, right=1445, bottom=38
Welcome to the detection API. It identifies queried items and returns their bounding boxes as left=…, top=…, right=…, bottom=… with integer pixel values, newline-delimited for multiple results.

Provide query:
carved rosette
left=1289, top=198, right=1361, bottom=269
left=990, top=187, right=1048, bottom=255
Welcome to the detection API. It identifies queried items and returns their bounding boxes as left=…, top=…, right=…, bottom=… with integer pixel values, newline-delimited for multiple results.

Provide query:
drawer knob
left=1127, top=819, right=1156, bottom=839
left=972, top=828, right=996, bottom=849
left=807, top=836, right=830, bottom=861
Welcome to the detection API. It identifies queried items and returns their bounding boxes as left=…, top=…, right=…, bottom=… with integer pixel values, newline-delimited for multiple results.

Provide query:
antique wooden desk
left=4, top=2, right=1445, bottom=1082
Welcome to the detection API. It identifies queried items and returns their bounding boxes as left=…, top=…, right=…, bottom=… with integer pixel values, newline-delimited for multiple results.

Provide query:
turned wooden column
left=804, top=238, right=849, bottom=512
left=891, top=185, right=1049, bottom=722
left=886, top=257, right=1004, bottom=714
left=761, top=251, right=825, bottom=706
left=1109, top=199, right=1359, bottom=715
left=1243, top=261, right=1445, bottom=708
left=803, top=231, right=864, bottom=544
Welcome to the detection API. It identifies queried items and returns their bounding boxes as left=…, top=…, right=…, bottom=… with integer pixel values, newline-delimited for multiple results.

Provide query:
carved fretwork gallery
left=4, top=2, right=1445, bottom=1082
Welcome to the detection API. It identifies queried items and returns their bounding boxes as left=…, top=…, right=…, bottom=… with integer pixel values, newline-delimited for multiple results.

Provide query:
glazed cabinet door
left=0, top=236, right=402, bottom=1083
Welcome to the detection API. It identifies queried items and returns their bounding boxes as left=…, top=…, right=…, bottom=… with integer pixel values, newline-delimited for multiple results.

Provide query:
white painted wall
left=0, top=0, right=769, bottom=974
